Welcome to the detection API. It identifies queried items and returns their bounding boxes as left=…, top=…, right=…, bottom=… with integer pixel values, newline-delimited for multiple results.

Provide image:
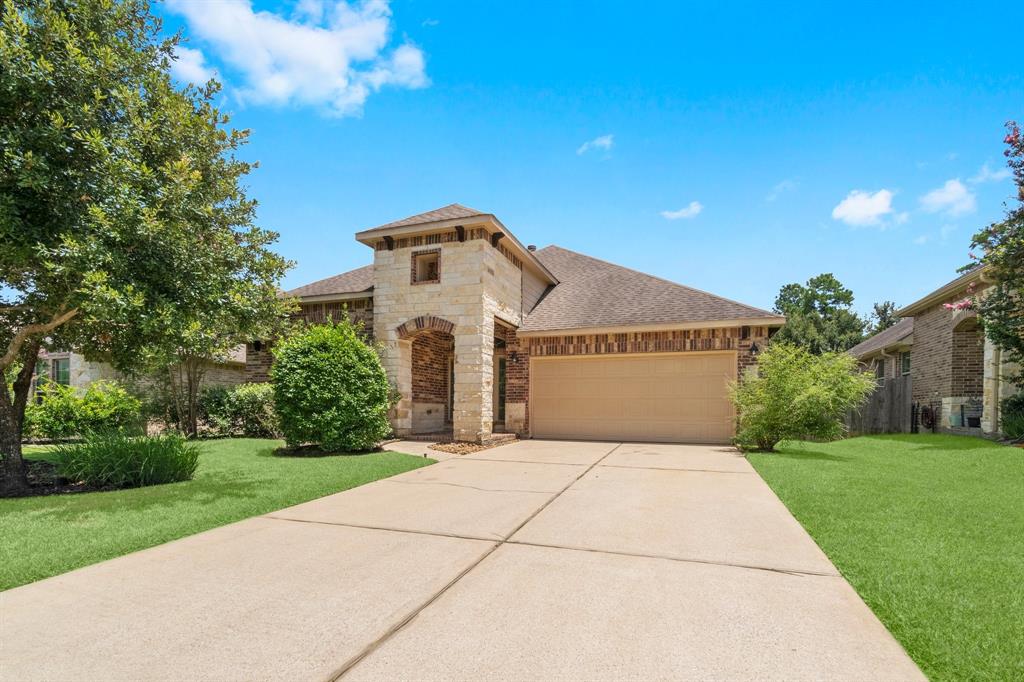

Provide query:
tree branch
left=0, top=308, right=79, bottom=371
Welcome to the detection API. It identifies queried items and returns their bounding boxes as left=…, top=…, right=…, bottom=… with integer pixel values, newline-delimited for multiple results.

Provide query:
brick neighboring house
left=249, top=203, right=785, bottom=444
left=849, top=265, right=1019, bottom=436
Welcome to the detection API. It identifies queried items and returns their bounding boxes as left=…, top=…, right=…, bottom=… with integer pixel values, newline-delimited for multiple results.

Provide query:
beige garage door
left=530, top=352, right=736, bottom=443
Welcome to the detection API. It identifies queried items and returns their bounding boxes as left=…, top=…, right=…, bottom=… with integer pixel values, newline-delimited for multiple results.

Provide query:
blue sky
left=160, top=1, right=1022, bottom=317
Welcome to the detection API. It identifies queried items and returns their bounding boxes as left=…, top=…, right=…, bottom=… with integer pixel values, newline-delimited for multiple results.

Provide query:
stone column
left=452, top=314, right=494, bottom=442
left=379, top=337, right=413, bottom=436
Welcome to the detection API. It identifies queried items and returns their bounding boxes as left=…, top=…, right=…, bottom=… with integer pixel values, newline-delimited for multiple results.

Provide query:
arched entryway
left=396, top=316, right=455, bottom=436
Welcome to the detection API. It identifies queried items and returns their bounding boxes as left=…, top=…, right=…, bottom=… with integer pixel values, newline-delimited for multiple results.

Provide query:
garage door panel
left=531, top=353, right=736, bottom=444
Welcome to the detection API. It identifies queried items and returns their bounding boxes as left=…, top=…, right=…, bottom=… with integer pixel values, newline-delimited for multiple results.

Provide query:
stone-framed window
left=411, top=249, right=440, bottom=285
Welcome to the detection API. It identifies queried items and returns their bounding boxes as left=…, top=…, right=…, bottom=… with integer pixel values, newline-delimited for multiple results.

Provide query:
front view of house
left=248, top=204, right=785, bottom=443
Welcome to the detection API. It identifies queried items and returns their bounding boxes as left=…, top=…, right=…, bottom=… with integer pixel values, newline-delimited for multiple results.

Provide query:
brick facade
left=411, top=330, right=452, bottom=405
left=951, top=318, right=984, bottom=397
left=910, top=301, right=984, bottom=403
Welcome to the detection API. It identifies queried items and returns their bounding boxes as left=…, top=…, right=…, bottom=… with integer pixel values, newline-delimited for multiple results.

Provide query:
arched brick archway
left=396, top=315, right=455, bottom=339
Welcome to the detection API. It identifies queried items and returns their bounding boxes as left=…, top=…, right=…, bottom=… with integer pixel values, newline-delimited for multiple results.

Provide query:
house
left=849, top=265, right=1019, bottom=435
left=248, top=204, right=785, bottom=444
left=32, top=347, right=247, bottom=396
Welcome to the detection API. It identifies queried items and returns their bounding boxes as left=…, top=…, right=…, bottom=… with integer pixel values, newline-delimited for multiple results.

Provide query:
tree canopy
left=965, top=121, right=1024, bottom=385
left=771, top=274, right=867, bottom=354
left=1, top=0, right=290, bottom=491
left=869, top=301, right=899, bottom=334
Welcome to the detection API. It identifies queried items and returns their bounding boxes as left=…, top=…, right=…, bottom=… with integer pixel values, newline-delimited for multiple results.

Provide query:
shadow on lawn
left=8, top=471, right=264, bottom=524
left=861, top=433, right=1001, bottom=451
left=769, top=447, right=851, bottom=462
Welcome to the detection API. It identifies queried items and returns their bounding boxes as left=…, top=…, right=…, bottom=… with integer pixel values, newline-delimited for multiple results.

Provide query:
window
left=51, top=357, right=70, bottom=385
left=900, top=351, right=911, bottom=376
left=875, top=359, right=886, bottom=379
left=411, top=250, right=440, bottom=284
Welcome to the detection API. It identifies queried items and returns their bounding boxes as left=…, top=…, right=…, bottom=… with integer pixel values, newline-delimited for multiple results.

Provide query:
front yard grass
left=1, top=438, right=433, bottom=591
left=749, top=434, right=1023, bottom=682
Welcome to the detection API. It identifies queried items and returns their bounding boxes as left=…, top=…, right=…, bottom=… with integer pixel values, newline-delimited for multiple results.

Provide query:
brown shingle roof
left=848, top=318, right=914, bottom=359
left=286, top=264, right=373, bottom=298
left=522, top=246, right=783, bottom=333
left=369, top=203, right=487, bottom=231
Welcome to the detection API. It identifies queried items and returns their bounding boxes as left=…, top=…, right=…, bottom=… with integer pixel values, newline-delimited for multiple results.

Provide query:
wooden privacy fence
left=847, top=375, right=913, bottom=435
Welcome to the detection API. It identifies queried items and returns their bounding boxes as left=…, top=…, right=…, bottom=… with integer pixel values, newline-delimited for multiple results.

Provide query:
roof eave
left=355, top=214, right=558, bottom=285
left=291, top=290, right=373, bottom=303
left=517, top=316, right=787, bottom=338
left=896, top=265, right=993, bottom=317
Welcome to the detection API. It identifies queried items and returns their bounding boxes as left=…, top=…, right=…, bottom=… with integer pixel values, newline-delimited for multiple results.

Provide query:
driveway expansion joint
left=597, top=463, right=754, bottom=474
left=327, top=441, right=625, bottom=681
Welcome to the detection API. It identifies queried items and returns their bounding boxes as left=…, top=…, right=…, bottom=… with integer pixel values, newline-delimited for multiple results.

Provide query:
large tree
left=772, top=274, right=867, bottom=354
left=964, top=121, right=1024, bottom=385
left=0, top=0, right=289, bottom=493
left=869, top=301, right=899, bottom=334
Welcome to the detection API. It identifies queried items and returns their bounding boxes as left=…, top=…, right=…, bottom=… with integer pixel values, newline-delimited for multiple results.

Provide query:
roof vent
left=527, top=244, right=536, bottom=252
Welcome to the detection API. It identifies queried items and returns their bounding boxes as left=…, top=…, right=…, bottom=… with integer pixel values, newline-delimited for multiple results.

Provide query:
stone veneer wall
left=374, top=238, right=525, bottom=442
left=504, top=326, right=770, bottom=436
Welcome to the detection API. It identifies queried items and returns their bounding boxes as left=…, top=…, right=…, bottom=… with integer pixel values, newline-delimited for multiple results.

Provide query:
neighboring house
left=249, top=204, right=785, bottom=444
left=850, top=265, right=1019, bottom=436
left=32, top=347, right=247, bottom=396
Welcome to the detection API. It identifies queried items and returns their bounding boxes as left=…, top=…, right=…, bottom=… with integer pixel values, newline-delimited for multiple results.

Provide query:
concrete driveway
left=0, top=440, right=922, bottom=681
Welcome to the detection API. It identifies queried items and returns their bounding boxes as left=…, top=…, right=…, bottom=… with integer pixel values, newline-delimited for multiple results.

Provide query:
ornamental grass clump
left=55, top=432, right=199, bottom=488
left=271, top=320, right=391, bottom=452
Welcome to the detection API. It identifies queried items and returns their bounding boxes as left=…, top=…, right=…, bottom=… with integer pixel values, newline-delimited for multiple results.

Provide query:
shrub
left=25, top=381, right=142, bottom=440
left=1002, top=393, right=1024, bottom=440
left=730, top=342, right=876, bottom=451
left=272, top=321, right=391, bottom=452
left=201, top=383, right=280, bottom=438
left=55, top=432, right=199, bottom=488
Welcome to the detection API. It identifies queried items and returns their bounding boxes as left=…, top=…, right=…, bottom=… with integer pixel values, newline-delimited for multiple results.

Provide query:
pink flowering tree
left=963, top=121, right=1024, bottom=384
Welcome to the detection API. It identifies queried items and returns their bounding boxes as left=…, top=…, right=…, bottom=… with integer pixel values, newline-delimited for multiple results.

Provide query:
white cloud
left=660, top=201, right=703, bottom=220
left=576, top=134, right=614, bottom=156
left=969, top=163, right=1011, bottom=184
left=171, top=46, right=216, bottom=84
left=913, top=235, right=929, bottom=245
left=422, top=18, right=440, bottom=26
left=831, top=189, right=895, bottom=227
left=920, top=179, right=976, bottom=217
left=766, top=179, right=797, bottom=202
left=166, top=0, right=428, bottom=117
left=894, top=211, right=910, bottom=225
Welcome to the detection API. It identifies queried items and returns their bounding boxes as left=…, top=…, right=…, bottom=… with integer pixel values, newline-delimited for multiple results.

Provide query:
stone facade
left=373, top=237, right=525, bottom=442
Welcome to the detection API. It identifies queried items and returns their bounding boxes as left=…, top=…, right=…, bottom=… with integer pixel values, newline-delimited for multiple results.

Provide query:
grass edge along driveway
left=749, top=434, right=1023, bottom=682
left=1, top=438, right=433, bottom=591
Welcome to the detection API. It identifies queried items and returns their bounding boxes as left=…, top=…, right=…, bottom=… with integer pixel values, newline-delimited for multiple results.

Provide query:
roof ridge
left=542, top=245, right=779, bottom=318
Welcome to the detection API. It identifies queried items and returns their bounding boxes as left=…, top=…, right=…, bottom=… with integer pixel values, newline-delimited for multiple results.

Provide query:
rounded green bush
left=25, top=380, right=142, bottom=439
left=271, top=321, right=391, bottom=452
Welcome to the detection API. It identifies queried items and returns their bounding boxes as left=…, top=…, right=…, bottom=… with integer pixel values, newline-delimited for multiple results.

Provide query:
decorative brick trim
left=396, top=315, right=456, bottom=339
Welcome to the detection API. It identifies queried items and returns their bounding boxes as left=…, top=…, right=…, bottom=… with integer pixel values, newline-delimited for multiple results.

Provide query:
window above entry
left=411, top=249, right=440, bottom=284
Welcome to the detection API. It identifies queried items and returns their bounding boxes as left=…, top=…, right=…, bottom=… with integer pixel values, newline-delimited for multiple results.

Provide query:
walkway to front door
left=0, top=440, right=923, bottom=681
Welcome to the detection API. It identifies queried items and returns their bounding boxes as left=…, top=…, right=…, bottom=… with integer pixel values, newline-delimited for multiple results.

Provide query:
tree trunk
left=1, top=339, right=41, bottom=495
left=168, top=354, right=207, bottom=438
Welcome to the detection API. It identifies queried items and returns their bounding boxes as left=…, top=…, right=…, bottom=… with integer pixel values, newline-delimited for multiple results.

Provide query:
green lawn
left=1, top=438, right=433, bottom=591
left=749, top=435, right=1023, bottom=682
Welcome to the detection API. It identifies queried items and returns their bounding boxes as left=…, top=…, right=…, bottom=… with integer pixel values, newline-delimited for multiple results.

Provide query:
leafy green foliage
left=272, top=321, right=391, bottom=452
left=24, top=381, right=141, bottom=439
left=869, top=301, right=899, bottom=334
left=965, top=122, right=1024, bottom=385
left=55, top=432, right=198, bottom=488
left=199, top=383, right=279, bottom=438
left=1001, top=392, right=1024, bottom=440
left=772, top=274, right=867, bottom=353
left=730, top=342, right=876, bottom=450
left=0, top=0, right=290, bottom=488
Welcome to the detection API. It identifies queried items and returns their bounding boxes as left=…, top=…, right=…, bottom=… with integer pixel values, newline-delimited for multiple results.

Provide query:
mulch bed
left=429, top=438, right=516, bottom=456
left=2, top=460, right=113, bottom=498
left=273, top=444, right=384, bottom=458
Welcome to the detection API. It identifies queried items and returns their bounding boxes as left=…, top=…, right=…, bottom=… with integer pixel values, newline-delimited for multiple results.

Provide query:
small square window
left=412, top=250, right=440, bottom=284
left=900, top=351, right=911, bottom=376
